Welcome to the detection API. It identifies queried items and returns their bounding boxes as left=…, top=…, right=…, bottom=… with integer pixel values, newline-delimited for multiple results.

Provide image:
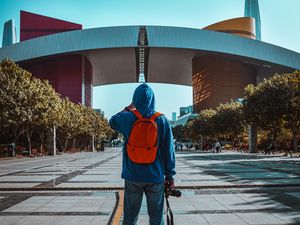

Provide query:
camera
left=165, top=187, right=181, bottom=198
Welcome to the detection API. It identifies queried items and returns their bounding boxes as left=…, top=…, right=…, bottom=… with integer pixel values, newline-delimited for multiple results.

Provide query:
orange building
left=193, top=17, right=257, bottom=111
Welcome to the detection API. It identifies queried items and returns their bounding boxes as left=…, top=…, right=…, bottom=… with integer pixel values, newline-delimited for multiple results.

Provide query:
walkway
left=0, top=149, right=299, bottom=224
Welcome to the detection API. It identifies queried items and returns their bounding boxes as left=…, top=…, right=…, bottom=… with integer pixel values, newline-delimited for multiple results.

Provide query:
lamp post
left=53, top=125, right=56, bottom=156
left=92, top=134, right=96, bottom=152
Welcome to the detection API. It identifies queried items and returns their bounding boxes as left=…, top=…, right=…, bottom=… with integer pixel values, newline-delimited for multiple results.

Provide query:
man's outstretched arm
left=109, top=103, right=135, bottom=133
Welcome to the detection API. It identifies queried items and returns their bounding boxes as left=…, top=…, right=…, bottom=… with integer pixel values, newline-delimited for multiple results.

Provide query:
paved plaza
left=0, top=148, right=300, bottom=224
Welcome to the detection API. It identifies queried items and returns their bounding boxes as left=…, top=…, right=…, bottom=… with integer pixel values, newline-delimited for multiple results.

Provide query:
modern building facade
left=180, top=106, right=194, bottom=117
left=2, top=19, right=17, bottom=47
left=245, top=0, right=261, bottom=40
left=172, top=112, right=177, bottom=122
left=7, top=11, right=92, bottom=106
left=172, top=113, right=199, bottom=128
left=1, top=1, right=300, bottom=112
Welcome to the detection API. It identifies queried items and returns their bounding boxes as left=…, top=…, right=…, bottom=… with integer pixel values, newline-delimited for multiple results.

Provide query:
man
left=109, top=83, right=176, bottom=225
left=215, top=140, right=221, bottom=154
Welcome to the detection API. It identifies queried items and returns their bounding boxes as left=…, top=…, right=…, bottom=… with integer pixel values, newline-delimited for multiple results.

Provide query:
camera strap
left=165, top=196, right=174, bottom=225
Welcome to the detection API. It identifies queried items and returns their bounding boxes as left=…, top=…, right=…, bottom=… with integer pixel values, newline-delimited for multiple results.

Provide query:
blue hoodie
left=109, top=83, right=176, bottom=183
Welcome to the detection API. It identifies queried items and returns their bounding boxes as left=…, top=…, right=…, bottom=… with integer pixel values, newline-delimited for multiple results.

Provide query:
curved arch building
left=1, top=3, right=300, bottom=111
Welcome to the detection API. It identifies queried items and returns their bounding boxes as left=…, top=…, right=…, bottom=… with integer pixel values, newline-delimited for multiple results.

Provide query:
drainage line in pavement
left=1, top=183, right=300, bottom=193
left=0, top=211, right=110, bottom=216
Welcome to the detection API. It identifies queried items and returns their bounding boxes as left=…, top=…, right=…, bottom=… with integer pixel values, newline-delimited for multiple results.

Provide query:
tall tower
left=2, top=19, right=17, bottom=47
left=244, top=0, right=261, bottom=41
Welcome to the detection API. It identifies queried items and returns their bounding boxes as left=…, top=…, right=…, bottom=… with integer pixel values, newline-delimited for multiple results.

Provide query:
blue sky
left=1, top=0, right=300, bottom=119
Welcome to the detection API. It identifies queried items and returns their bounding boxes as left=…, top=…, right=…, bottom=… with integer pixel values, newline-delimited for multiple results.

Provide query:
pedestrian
left=215, top=140, right=221, bottom=154
left=265, top=141, right=272, bottom=155
left=174, top=142, right=178, bottom=151
left=179, top=143, right=183, bottom=151
left=109, top=83, right=176, bottom=225
left=286, top=139, right=293, bottom=157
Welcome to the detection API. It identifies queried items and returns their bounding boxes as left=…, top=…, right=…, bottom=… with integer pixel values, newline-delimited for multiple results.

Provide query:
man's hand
left=164, top=179, right=174, bottom=189
left=122, top=103, right=135, bottom=112
left=126, top=103, right=135, bottom=111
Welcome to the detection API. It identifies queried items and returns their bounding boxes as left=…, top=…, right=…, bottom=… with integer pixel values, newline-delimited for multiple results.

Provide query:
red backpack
left=127, top=109, right=162, bottom=164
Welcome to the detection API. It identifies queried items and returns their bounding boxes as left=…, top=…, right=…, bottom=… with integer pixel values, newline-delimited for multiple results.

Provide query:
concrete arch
left=0, top=25, right=299, bottom=71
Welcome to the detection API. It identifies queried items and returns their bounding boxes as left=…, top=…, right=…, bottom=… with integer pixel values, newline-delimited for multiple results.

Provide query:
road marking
left=111, top=190, right=124, bottom=225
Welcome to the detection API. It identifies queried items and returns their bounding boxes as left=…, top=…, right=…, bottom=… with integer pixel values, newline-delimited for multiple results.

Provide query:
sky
left=1, top=0, right=300, bottom=119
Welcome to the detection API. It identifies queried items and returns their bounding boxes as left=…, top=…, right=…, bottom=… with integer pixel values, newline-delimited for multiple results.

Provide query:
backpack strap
left=150, top=112, right=163, bottom=121
left=131, top=109, right=162, bottom=121
left=131, top=109, right=143, bottom=119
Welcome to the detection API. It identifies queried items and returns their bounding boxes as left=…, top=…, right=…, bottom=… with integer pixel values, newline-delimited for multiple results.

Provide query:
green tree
left=195, top=108, right=216, bottom=137
left=244, top=72, right=300, bottom=150
left=0, top=59, right=33, bottom=144
left=57, top=98, right=79, bottom=151
left=172, top=125, right=184, bottom=142
left=282, top=71, right=300, bottom=151
left=212, top=101, right=244, bottom=141
left=34, top=79, right=62, bottom=151
left=0, top=59, right=64, bottom=153
left=1, top=59, right=113, bottom=154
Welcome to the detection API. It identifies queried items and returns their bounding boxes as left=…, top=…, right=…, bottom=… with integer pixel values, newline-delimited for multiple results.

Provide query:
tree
left=172, top=125, right=185, bottom=142
left=212, top=101, right=244, bottom=141
left=1, top=59, right=113, bottom=154
left=244, top=72, right=300, bottom=150
left=0, top=59, right=64, bottom=154
left=33, top=79, right=62, bottom=151
left=56, top=98, right=80, bottom=151
left=194, top=108, right=216, bottom=138
left=0, top=59, right=33, bottom=144
left=282, top=71, right=300, bottom=151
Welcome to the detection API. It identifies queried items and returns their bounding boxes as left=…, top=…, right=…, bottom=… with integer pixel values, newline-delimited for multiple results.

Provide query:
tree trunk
left=25, top=127, right=32, bottom=155
left=72, top=138, right=77, bottom=150
left=80, top=138, right=85, bottom=151
left=273, top=129, right=278, bottom=152
left=39, top=129, right=45, bottom=151
left=57, top=138, right=64, bottom=152
left=13, top=128, right=24, bottom=144
left=292, top=131, right=297, bottom=152
left=248, top=125, right=257, bottom=153
left=64, top=139, right=69, bottom=152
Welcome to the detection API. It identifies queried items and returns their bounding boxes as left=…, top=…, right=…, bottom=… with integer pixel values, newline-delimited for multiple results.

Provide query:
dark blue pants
left=123, top=180, right=165, bottom=225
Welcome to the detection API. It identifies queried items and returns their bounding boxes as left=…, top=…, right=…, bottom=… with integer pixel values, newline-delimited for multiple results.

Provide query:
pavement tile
left=89, top=216, right=115, bottom=225
left=236, top=212, right=287, bottom=224
left=286, top=192, right=300, bottom=199
left=0, top=175, right=59, bottom=182
left=236, top=193, right=291, bottom=210
left=209, top=194, right=258, bottom=210
left=55, top=182, right=123, bottom=188
left=202, top=213, right=248, bottom=225
left=176, top=181, right=234, bottom=186
left=3, top=196, right=57, bottom=212
left=0, top=216, right=23, bottom=225
left=5, top=216, right=106, bottom=225
left=227, top=172, right=298, bottom=179
left=69, top=175, right=121, bottom=182
left=273, top=212, right=300, bottom=224
left=136, top=214, right=210, bottom=225
left=0, top=183, right=41, bottom=188
left=7, top=195, right=114, bottom=213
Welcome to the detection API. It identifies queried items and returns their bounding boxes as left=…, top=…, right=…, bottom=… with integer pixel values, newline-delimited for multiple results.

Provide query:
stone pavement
left=0, top=148, right=299, bottom=224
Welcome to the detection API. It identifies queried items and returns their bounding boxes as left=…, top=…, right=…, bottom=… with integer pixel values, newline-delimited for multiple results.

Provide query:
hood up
left=132, top=83, right=155, bottom=116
